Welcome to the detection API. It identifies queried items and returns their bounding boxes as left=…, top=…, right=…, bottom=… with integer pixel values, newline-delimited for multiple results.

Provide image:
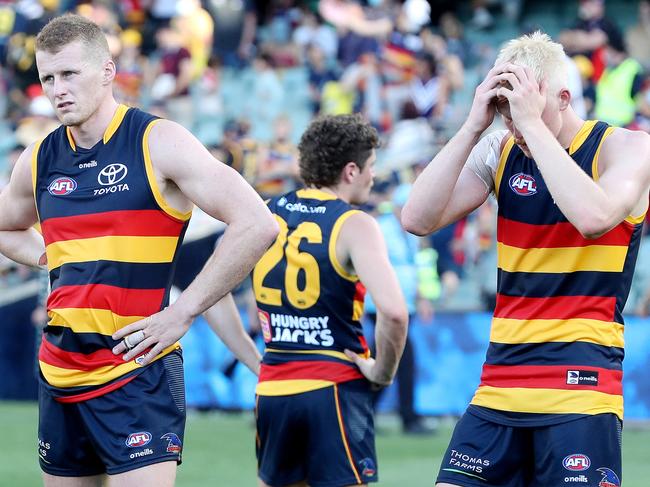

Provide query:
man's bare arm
left=340, top=212, right=408, bottom=386
left=0, top=144, right=44, bottom=266
left=113, top=120, right=278, bottom=364
left=401, top=64, right=517, bottom=236
left=524, top=124, right=650, bottom=237
left=0, top=229, right=46, bottom=268
left=203, top=293, right=261, bottom=376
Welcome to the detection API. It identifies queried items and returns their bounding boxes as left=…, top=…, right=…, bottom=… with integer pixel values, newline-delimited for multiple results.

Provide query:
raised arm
left=401, top=64, right=514, bottom=236
left=113, top=120, right=278, bottom=364
left=0, top=144, right=45, bottom=267
left=340, top=212, right=408, bottom=386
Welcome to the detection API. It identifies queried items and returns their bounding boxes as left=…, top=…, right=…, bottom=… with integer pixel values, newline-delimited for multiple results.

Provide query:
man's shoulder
left=339, top=210, right=378, bottom=240
left=602, top=125, right=650, bottom=148
left=599, top=125, right=650, bottom=165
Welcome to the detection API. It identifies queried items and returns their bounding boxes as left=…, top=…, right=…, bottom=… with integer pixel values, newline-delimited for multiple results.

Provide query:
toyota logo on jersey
left=509, top=172, right=537, bottom=196
left=98, top=163, right=128, bottom=186
left=48, top=177, right=77, bottom=196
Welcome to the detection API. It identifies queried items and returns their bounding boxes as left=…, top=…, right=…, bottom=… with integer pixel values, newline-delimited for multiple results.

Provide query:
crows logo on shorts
left=358, top=458, right=376, bottom=477
left=597, top=467, right=620, bottom=487
left=161, top=433, right=182, bottom=453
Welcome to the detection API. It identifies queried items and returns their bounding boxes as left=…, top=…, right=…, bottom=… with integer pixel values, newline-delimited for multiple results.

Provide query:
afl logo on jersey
left=509, top=173, right=537, bottom=196
left=98, top=163, right=128, bottom=186
left=48, top=177, right=77, bottom=196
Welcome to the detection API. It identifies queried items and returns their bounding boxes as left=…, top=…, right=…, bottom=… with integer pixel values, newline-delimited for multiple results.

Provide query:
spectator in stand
left=256, top=0, right=301, bottom=68
left=292, top=8, right=338, bottom=62
left=205, top=0, right=257, bottom=69
left=306, top=43, right=339, bottom=114
left=408, top=51, right=449, bottom=123
left=5, top=0, right=55, bottom=125
left=559, top=0, right=622, bottom=83
left=209, top=119, right=245, bottom=175
left=254, top=115, right=300, bottom=198
left=148, top=22, right=194, bottom=128
left=429, top=219, right=464, bottom=305
left=594, top=31, right=644, bottom=127
left=625, top=0, right=650, bottom=71
left=319, top=0, right=387, bottom=68
left=113, top=28, right=146, bottom=106
left=173, top=0, right=214, bottom=80
left=438, top=12, right=476, bottom=67
left=246, top=52, right=284, bottom=141
left=140, top=0, right=181, bottom=56
left=420, top=29, right=464, bottom=95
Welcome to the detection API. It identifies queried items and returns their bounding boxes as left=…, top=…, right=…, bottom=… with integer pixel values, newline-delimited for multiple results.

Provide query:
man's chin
left=59, top=113, right=82, bottom=127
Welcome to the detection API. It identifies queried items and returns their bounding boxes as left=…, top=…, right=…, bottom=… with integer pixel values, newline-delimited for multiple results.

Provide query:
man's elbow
left=379, top=303, right=409, bottom=330
left=573, top=213, right=614, bottom=240
left=257, top=214, right=280, bottom=246
left=400, top=206, right=431, bottom=236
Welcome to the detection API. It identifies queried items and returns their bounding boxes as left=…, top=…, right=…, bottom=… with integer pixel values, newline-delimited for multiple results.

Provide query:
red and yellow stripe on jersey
left=469, top=121, right=644, bottom=425
left=33, top=105, right=190, bottom=402
left=254, top=189, right=370, bottom=396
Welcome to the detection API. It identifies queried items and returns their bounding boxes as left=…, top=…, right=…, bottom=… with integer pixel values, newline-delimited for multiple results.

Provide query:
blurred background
left=1, top=0, right=650, bottom=485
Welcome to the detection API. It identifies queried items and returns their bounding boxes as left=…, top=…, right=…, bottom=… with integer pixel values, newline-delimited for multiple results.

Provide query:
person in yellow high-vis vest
left=594, top=32, right=644, bottom=127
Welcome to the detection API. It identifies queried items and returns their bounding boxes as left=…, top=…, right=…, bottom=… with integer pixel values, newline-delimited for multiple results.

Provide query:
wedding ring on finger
left=123, top=330, right=146, bottom=350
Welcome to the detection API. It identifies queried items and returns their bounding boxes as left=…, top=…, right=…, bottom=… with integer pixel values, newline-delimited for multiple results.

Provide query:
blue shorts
left=436, top=410, right=622, bottom=487
left=38, top=350, right=186, bottom=476
left=256, top=379, right=377, bottom=487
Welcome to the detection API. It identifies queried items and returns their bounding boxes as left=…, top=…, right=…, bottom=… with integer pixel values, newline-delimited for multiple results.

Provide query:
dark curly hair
left=298, top=114, right=379, bottom=188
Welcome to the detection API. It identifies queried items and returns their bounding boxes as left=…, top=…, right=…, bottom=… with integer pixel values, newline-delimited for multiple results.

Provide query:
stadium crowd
left=1, top=0, right=650, bottom=318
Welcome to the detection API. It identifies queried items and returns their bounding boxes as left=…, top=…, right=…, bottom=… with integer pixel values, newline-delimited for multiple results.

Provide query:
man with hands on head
left=0, top=13, right=276, bottom=487
left=402, top=31, right=650, bottom=487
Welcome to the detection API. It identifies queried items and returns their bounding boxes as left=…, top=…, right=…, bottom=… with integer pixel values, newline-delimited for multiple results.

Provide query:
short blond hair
left=36, top=14, right=110, bottom=63
left=495, top=31, right=568, bottom=94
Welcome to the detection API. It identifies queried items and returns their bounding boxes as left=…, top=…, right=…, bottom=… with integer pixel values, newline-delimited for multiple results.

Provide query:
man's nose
left=53, top=78, right=67, bottom=97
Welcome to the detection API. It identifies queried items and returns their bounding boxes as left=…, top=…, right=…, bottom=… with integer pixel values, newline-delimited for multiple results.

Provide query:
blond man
left=403, top=32, right=650, bottom=487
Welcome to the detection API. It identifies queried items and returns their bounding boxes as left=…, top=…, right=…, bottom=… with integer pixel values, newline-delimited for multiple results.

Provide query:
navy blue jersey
left=253, top=189, right=369, bottom=396
left=469, top=121, right=644, bottom=426
left=33, top=105, right=190, bottom=402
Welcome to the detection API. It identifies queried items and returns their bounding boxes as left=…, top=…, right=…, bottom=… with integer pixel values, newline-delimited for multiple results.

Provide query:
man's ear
left=103, top=59, right=116, bottom=85
left=341, top=161, right=358, bottom=183
left=558, top=88, right=572, bottom=111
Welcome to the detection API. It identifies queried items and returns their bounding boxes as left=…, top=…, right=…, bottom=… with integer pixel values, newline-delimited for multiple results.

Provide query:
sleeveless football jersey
left=253, top=189, right=369, bottom=396
left=469, top=120, right=644, bottom=426
left=33, top=105, right=191, bottom=402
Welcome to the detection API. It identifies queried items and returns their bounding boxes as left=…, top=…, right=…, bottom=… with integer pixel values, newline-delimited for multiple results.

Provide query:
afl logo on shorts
left=563, top=454, right=591, bottom=471
left=509, top=173, right=537, bottom=196
left=125, top=431, right=152, bottom=448
left=48, top=177, right=77, bottom=196
left=98, top=163, right=128, bottom=186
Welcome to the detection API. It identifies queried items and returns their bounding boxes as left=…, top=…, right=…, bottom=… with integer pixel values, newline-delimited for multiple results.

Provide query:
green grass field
left=2, top=401, right=649, bottom=486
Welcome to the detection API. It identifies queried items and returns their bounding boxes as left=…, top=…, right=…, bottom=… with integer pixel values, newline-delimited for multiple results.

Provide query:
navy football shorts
left=436, top=410, right=622, bottom=487
left=38, top=349, right=186, bottom=476
left=256, top=379, right=377, bottom=487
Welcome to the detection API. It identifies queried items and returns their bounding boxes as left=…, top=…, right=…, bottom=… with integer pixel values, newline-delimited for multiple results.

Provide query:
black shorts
left=256, top=379, right=377, bottom=487
left=436, top=410, right=622, bottom=487
left=38, top=350, right=186, bottom=476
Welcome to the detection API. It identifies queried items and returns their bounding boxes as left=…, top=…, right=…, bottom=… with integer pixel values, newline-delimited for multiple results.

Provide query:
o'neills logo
left=566, top=370, right=599, bottom=386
